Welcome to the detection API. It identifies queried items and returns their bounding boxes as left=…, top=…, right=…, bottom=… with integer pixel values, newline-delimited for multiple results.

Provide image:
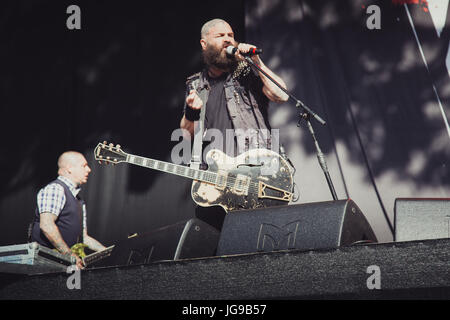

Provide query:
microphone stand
left=244, top=55, right=338, bottom=201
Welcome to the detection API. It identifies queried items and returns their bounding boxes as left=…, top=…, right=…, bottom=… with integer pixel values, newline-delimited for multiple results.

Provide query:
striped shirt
left=37, top=176, right=87, bottom=230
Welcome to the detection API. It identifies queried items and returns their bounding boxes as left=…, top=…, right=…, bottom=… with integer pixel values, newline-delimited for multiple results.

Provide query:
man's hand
left=180, top=89, right=203, bottom=139
left=70, top=252, right=85, bottom=270
left=186, top=89, right=203, bottom=110
left=234, top=43, right=260, bottom=62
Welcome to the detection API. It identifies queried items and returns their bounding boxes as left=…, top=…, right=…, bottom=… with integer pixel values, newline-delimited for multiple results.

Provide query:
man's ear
left=200, top=39, right=207, bottom=50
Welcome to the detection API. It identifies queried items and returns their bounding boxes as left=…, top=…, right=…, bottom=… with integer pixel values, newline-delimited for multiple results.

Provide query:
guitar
left=71, top=243, right=115, bottom=267
left=94, top=142, right=294, bottom=212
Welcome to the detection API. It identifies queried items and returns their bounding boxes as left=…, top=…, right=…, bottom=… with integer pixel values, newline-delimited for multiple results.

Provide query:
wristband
left=185, top=106, right=201, bottom=121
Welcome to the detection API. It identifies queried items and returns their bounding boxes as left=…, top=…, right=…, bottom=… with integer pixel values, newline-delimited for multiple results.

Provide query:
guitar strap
left=190, top=77, right=209, bottom=170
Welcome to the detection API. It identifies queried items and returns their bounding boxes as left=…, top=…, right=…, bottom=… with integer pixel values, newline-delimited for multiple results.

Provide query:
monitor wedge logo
left=256, top=220, right=301, bottom=251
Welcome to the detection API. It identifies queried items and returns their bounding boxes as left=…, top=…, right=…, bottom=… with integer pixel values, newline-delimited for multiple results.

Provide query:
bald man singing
left=31, top=151, right=106, bottom=269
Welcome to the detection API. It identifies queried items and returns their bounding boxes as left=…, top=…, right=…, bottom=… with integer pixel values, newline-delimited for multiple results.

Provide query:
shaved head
left=201, top=18, right=229, bottom=39
left=58, top=151, right=84, bottom=170
left=57, top=151, right=91, bottom=186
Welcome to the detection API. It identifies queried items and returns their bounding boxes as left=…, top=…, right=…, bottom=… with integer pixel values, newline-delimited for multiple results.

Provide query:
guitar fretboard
left=83, top=245, right=115, bottom=266
left=127, top=154, right=217, bottom=184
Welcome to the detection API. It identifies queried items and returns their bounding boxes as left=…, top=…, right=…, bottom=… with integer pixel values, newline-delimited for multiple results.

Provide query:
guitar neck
left=83, top=245, right=115, bottom=266
left=125, top=154, right=217, bottom=184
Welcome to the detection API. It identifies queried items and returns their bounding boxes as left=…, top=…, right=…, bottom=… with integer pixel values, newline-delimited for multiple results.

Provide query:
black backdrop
left=1, top=0, right=449, bottom=246
left=0, top=0, right=246, bottom=245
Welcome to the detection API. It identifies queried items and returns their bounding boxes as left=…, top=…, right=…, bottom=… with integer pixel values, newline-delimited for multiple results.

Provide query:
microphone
left=226, top=46, right=263, bottom=56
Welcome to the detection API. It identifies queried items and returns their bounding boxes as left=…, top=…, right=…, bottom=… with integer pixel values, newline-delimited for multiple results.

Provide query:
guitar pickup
left=233, top=174, right=251, bottom=196
left=215, top=170, right=228, bottom=191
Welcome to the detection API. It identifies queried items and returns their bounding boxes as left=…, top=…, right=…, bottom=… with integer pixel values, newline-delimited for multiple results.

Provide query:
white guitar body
left=191, top=148, right=293, bottom=212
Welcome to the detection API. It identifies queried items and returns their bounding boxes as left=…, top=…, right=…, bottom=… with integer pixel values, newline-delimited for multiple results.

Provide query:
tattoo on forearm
left=84, top=236, right=105, bottom=252
left=41, top=219, right=71, bottom=254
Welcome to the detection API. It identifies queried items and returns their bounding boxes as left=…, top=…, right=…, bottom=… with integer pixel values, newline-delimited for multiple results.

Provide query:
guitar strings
left=129, top=155, right=289, bottom=194
left=100, top=148, right=290, bottom=195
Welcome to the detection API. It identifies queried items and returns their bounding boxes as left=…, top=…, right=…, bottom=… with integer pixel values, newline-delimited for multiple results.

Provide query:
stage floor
left=1, top=238, right=450, bottom=300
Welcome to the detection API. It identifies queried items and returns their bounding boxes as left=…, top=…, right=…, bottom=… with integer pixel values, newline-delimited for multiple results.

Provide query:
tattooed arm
left=235, top=43, right=289, bottom=103
left=83, top=230, right=106, bottom=252
left=81, top=204, right=106, bottom=252
left=40, top=213, right=71, bottom=253
left=40, top=212, right=84, bottom=269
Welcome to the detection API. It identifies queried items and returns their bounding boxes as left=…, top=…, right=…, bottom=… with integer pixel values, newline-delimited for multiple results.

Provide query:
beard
left=202, top=44, right=237, bottom=72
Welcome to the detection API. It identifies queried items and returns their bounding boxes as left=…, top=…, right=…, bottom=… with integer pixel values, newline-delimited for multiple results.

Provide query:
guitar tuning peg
left=116, top=144, right=121, bottom=150
left=103, top=140, right=107, bottom=145
left=98, top=161, right=103, bottom=165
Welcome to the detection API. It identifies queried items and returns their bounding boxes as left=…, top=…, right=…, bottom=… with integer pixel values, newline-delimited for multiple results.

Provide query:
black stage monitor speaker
left=394, top=198, right=450, bottom=241
left=100, top=218, right=220, bottom=267
left=216, top=199, right=377, bottom=256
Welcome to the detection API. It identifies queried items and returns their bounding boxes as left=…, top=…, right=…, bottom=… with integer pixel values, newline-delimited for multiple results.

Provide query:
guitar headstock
left=94, top=141, right=127, bottom=165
